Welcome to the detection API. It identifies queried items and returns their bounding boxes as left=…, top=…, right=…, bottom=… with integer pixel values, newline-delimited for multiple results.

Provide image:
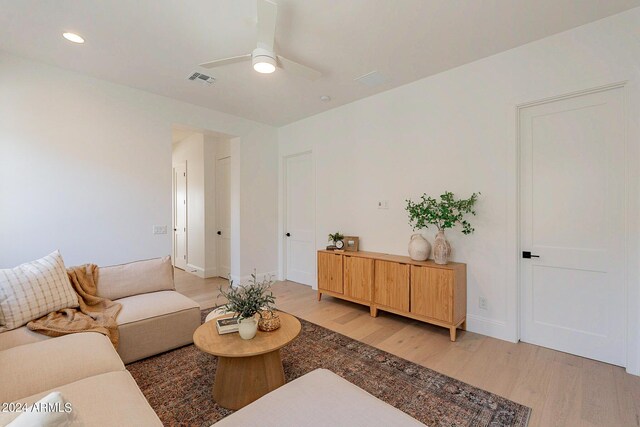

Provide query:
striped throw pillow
left=0, top=251, right=79, bottom=331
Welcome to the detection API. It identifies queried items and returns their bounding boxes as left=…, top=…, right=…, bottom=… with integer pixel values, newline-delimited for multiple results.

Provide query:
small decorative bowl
left=258, top=310, right=281, bottom=332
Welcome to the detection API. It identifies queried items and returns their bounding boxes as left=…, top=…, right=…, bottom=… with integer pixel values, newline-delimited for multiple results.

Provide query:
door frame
left=215, top=155, right=231, bottom=278
left=172, top=161, right=187, bottom=269
left=280, top=150, right=316, bottom=287
left=513, top=81, right=639, bottom=373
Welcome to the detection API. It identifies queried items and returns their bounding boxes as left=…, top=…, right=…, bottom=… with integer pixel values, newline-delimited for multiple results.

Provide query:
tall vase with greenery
left=405, top=191, right=479, bottom=264
left=216, top=272, right=276, bottom=339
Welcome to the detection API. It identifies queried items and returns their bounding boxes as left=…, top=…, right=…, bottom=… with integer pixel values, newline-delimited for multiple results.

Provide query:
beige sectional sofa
left=0, top=256, right=423, bottom=426
left=216, top=368, right=425, bottom=427
left=0, top=333, right=162, bottom=426
left=0, top=256, right=201, bottom=363
left=97, top=256, right=201, bottom=363
left=0, top=256, right=199, bottom=426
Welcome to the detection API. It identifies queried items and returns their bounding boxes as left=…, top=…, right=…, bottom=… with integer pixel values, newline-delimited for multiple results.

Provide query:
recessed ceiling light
left=320, top=95, right=331, bottom=102
left=62, top=32, right=85, bottom=44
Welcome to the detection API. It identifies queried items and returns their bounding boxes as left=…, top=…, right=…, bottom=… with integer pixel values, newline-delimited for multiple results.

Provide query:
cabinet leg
left=449, top=326, right=457, bottom=342
left=460, top=320, right=466, bottom=331
left=370, top=306, right=378, bottom=317
left=317, top=291, right=322, bottom=301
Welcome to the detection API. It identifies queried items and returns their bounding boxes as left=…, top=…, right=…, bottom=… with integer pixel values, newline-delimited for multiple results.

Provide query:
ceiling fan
left=199, top=0, right=322, bottom=80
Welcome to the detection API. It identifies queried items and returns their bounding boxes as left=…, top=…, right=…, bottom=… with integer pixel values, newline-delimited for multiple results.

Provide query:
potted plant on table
left=216, top=272, right=277, bottom=339
left=405, top=191, right=480, bottom=265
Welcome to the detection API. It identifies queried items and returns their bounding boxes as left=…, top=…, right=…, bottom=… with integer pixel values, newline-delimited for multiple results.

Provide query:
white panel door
left=216, top=156, right=231, bottom=278
left=285, top=152, right=315, bottom=286
left=173, top=163, right=187, bottom=270
left=520, top=86, right=626, bottom=366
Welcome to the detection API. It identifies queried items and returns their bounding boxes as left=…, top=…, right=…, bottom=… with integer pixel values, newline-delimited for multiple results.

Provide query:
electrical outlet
left=153, top=225, right=168, bottom=235
left=377, top=200, right=389, bottom=209
left=479, top=296, right=488, bottom=310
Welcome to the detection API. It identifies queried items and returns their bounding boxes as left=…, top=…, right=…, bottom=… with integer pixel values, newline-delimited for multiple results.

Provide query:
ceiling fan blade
left=199, top=54, right=251, bottom=69
left=257, top=0, right=277, bottom=51
left=277, top=55, right=322, bottom=81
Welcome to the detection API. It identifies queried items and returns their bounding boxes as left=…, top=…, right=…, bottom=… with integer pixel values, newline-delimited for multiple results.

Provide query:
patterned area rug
left=127, top=309, right=531, bottom=427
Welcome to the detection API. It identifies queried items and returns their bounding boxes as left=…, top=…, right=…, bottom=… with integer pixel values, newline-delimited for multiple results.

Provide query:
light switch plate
left=153, top=225, right=168, bottom=235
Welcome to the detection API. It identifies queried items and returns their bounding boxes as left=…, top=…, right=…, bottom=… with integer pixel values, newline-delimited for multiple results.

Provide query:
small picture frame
left=344, top=236, right=359, bottom=252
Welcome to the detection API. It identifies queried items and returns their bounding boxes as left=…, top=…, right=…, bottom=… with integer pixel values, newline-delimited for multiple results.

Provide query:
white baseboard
left=465, top=314, right=516, bottom=342
left=185, top=264, right=220, bottom=279
left=185, top=264, right=204, bottom=278
left=203, top=267, right=217, bottom=278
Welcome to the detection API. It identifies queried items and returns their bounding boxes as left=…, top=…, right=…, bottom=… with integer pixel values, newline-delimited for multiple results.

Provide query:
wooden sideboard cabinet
left=317, top=251, right=343, bottom=294
left=344, top=255, right=374, bottom=301
left=317, top=250, right=467, bottom=341
left=374, top=260, right=410, bottom=312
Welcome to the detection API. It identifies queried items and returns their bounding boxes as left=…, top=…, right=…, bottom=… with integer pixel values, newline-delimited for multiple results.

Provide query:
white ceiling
left=1, top=1, right=639, bottom=126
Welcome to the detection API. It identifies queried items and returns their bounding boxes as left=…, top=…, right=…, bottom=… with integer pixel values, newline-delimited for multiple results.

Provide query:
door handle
left=286, top=233, right=291, bottom=237
left=174, top=228, right=177, bottom=232
left=522, top=251, right=540, bottom=259
left=217, top=231, right=222, bottom=235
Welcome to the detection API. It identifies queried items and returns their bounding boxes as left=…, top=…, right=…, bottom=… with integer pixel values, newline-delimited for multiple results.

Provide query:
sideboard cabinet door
left=318, top=252, right=343, bottom=294
left=410, top=265, right=453, bottom=323
left=374, top=260, right=410, bottom=311
left=344, top=256, right=374, bottom=301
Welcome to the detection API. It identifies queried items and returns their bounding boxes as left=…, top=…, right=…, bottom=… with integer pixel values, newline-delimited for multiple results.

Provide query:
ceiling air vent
left=187, top=72, right=215, bottom=85
left=354, top=70, right=389, bottom=87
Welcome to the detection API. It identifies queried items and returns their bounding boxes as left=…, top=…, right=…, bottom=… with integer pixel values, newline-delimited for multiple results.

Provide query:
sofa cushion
left=214, top=369, right=426, bottom=427
left=97, top=256, right=174, bottom=301
left=0, top=332, right=124, bottom=402
left=0, top=371, right=162, bottom=427
left=0, top=250, right=79, bottom=331
left=116, top=291, right=201, bottom=363
left=0, top=325, right=51, bottom=351
left=116, top=290, right=199, bottom=325
left=6, top=392, right=74, bottom=427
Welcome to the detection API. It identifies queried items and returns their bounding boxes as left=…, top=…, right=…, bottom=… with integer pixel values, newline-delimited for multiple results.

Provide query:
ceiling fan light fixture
left=198, top=1, right=321, bottom=80
left=62, top=32, right=85, bottom=44
left=253, top=60, right=276, bottom=74
left=252, top=48, right=276, bottom=74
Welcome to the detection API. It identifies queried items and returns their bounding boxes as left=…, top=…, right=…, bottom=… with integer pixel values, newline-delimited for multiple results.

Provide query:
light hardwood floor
left=174, top=269, right=640, bottom=427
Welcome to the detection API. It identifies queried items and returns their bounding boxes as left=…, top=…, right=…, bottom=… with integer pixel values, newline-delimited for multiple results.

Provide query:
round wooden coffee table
left=193, top=312, right=301, bottom=410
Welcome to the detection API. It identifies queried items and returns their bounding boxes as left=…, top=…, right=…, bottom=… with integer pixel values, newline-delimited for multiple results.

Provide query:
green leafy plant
left=216, top=272, right=276, bottom=319
left=405, top=191, right=480, bottom=235
left=328, top=232, right=344, bottom=244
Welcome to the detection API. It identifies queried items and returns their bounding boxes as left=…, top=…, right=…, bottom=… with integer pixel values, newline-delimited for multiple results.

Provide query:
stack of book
left=216, top=317, right=240, bottom=335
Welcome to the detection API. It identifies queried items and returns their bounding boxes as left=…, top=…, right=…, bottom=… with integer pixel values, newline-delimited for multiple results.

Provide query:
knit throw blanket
left=27, top=264, right=122, bottom=347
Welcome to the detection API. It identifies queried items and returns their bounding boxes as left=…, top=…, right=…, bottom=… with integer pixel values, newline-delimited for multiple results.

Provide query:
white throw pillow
left=0, top=251, right=79, bottom=331
left=7, top=391, right=74, bottom=427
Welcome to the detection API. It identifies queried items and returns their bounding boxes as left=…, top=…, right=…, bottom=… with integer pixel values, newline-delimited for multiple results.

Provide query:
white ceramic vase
left=433, top=229, right=451, bottom=265
left=408, top=233, right=431, bottom=261
left=238, top=317, right=258, bottom=340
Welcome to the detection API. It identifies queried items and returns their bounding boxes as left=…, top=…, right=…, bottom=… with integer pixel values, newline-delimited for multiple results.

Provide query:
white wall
left=279, top=9, right=640, bottom=372
left=238, top=129, right=279, bottom=282
left=0, top=51, right=279, bottom=281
